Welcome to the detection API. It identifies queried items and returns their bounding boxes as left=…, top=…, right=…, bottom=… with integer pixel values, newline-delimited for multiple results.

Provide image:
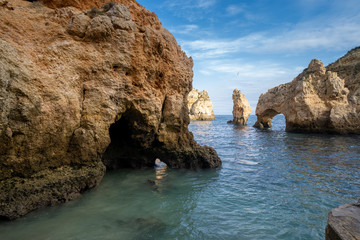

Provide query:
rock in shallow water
left=0, top=0, right=221, bottom=220
left=254, top=48, right=360, bottom=133
left=228, top=89, right=251, bottom=125
left=325, top=200, right=360, bottom=240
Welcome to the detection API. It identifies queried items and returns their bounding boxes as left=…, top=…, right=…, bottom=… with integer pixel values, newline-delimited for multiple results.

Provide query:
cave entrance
left=102, top=108, right=156, bottom=170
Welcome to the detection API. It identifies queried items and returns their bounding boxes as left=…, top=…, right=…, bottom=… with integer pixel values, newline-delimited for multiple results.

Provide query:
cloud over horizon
left=138, top=0, right=360, bottom=114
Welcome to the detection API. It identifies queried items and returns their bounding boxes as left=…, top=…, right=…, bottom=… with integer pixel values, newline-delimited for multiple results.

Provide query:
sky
left=137, top=0, right=360, bottom=115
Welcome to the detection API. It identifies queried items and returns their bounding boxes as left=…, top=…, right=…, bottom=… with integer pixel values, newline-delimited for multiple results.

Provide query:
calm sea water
left=1, top=115, right=360, bottom=240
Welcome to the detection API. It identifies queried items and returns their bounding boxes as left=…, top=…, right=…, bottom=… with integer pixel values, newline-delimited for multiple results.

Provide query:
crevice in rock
left=160, top=96, right=167, bottom=123
left=81, top=86, right=86, bottom=112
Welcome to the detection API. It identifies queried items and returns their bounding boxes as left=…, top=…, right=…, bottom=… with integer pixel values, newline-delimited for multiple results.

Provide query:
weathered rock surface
left=325, top=200, right=360, bottom=240
left=228, top=89, right=251, bottom=125
left=254, top=47, right=360, bottom=133
left=187, top=89, right=215, bottom=121
left=0, top=0, right=221, bottom=220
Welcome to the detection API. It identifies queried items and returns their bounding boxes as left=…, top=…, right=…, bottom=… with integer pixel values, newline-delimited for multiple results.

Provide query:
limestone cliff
left=187, top=89, right=215, bottom=121
left=228, top=89, right=251, bottom=125
left=0, top=0, right=221, bottom=220
left=254, top=47, right=360, bottom=133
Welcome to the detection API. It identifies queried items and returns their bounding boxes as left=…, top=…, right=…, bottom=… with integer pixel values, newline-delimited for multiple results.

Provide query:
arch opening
left=102, top=107, right=156, bottom=170
left=254, top=109, right=285, bottom=129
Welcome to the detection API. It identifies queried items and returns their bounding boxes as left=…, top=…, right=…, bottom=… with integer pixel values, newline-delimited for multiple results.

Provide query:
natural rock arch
left=254, top=109, right=282, bottom=129
left=254, top=53, right=360, bottom=134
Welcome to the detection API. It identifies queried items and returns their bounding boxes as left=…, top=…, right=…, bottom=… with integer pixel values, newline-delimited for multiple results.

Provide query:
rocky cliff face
left=0, top=0, right=221, bottom=220
left=228, top=89, right=251, bottom=125
left=254, top=48, right=360, bottom=133
left=187, top=89, right=215, bottom=120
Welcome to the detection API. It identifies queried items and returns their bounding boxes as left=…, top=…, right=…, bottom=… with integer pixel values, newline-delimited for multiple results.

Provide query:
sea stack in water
left=228, top=89, right=251, bottom=125
left=187, top=89, right=215, bottom=120
left=254, top=47, right=360, bottom=133
left=0, top=0, right=221, bottom=220
left=325, top=200, right=360, bottom=240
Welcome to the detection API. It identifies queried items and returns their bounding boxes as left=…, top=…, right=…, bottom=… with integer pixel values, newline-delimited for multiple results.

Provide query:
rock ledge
left=325, top=200, right=360, bottom=240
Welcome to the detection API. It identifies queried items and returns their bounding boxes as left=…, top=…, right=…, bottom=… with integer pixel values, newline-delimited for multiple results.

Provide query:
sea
left=0, top=115, right=359, bottom=240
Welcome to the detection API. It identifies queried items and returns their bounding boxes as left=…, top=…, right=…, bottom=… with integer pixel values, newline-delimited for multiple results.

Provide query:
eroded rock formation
left=325, top=200, right=360, bottom=240
left=228, top=89, right=251, bottom=125
left=254, top=48, right=360, bottom=133
left=0, top=0, right=221, bottom=220
left=187, top=89, right=215, bottom=120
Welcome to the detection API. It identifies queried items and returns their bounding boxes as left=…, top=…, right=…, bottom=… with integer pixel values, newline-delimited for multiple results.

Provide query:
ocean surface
left=1, top=115, right=360, bottom=240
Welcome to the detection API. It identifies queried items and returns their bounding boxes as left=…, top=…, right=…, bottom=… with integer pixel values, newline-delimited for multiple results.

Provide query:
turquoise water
left=1, top=115, right=360, bottom=239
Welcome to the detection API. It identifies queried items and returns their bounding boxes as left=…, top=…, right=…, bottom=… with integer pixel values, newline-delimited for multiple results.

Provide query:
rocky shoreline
left=0, top=0, right=221, bottom=220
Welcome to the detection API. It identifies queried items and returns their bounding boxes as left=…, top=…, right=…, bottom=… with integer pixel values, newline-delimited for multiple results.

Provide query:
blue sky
left=137, top=0, right=360, bottom=115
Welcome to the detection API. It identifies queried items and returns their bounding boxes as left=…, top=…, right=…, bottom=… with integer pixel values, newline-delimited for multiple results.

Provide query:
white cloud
left=182, top=15, right=360, bottom=59
left=226, top=5, right=244, bottom=16
left=169, top=25, right=199, bottom=35
left=197, top=59, right=296, bottom=81
left=197, top=0, right=216, bottom=8
left=164, top=0, right=216, bottom=10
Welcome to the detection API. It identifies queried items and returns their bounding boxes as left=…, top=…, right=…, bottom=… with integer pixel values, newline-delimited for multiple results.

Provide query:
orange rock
left=0, top=0, right=221, bottom=220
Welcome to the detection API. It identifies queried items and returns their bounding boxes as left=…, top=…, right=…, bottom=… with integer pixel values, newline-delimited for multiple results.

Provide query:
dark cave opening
left=102, top=108, right=156, bottom=170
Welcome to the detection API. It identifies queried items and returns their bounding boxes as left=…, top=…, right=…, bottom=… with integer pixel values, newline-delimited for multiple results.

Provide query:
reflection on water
left=0, top=115, right=359, bottom=240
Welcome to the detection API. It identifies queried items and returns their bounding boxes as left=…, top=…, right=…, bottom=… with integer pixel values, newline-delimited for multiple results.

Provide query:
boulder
left=325, top=200, right=360, bottom=240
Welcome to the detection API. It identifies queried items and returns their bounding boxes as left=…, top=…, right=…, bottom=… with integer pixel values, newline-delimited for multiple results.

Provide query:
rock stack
left=188, top=89, right=216, bottom=121
left=228, top=89, right=252, bottom=125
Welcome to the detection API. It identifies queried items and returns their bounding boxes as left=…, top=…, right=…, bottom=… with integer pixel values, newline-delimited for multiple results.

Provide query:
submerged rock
left=228, top=89, right=251, bottom=125
left=325, top=200, right=360, bottom=240
left=187, top=89, right=215, bottom=121
left=254, top=47, right=360, bottom=133
left=0, top=0, right=221, bottom=220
